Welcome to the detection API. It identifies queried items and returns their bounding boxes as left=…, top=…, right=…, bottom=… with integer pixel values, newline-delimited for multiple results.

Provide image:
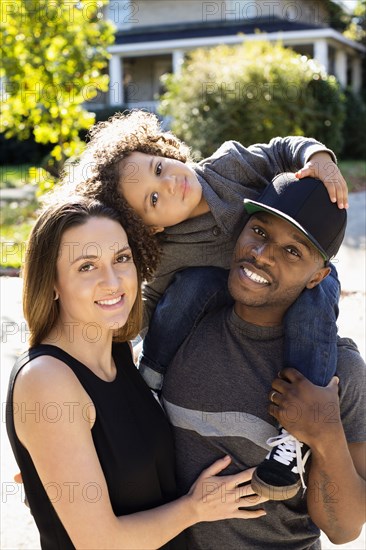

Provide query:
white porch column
left=335, top=49, right=347, bottom=88
left=172, top=50, right=185, bottom=76
left=313, top=39, right=329, bottom=73
left=108, top=54, right=123, bottom=106
left=351, top=57, right=362, bottom=94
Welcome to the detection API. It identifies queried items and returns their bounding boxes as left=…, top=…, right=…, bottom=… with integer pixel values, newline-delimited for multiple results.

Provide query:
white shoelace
left=266, top=429, right=311, bottom=491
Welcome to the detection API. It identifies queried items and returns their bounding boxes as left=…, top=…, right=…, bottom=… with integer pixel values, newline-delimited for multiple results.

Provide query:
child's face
left=119, top=152, right=208, bottom=230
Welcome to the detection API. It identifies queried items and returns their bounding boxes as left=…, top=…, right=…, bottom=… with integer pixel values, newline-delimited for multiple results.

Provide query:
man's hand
left=295, top=151, right=348, bottom=210
left=268, top=367, right=342, bottom=449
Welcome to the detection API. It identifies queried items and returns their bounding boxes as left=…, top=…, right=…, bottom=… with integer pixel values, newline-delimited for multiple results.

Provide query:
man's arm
left=269, top=367, right=366, bottom=544
left=306, top=430, right=365, bottom=543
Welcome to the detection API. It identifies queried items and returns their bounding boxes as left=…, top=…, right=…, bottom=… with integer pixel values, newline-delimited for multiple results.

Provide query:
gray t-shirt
left=162, top=306, right=365, bottom=550
left=143, top=138, right=335, bottom=324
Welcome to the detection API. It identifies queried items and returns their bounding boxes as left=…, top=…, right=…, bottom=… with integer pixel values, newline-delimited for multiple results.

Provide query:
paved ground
left=1, top=192, right=365, bottom=549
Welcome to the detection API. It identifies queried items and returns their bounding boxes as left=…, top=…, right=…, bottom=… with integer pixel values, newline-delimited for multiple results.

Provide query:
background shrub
left=0, top=133, right=52, bottom=165
left=159, top=41, right=346, bottom=158
left=341, top=89, right=366, bottom=159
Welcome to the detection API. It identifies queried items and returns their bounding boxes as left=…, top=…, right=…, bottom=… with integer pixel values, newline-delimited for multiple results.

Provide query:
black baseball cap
left=243, top=172, right=347, bottom=262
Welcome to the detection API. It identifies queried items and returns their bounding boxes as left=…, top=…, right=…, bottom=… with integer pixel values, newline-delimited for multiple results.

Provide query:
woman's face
left=54, top=216, right=138, bottom=335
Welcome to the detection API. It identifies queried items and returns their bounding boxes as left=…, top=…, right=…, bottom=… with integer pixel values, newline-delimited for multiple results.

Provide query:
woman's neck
left=43, top=322, right=116, bottom=381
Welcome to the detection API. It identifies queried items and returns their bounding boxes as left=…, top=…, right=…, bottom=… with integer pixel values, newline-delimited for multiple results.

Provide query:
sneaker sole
left=251, top=471, right=301, bottom=501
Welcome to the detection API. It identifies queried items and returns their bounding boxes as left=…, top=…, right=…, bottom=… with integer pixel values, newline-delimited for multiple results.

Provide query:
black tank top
left=6, top=342, right=187, bottom=549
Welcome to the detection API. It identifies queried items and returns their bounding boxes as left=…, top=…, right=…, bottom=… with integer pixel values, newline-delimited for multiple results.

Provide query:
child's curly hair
left=67, top=109, right=192, bottom=201
left=59, top=110, right=193, bottom=278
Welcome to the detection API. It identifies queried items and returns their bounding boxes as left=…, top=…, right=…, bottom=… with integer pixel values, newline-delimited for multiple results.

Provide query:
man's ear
left=306, top=266, right=331, bottom=289
left=150, top=226, right=165, bottom=234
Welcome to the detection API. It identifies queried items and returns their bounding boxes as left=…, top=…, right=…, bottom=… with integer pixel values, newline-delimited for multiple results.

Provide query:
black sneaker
left=251, top=427, right=311, bottom=500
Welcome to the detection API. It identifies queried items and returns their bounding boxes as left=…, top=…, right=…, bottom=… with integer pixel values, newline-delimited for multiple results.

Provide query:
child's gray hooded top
left=142, top=137, right=335, bottom=325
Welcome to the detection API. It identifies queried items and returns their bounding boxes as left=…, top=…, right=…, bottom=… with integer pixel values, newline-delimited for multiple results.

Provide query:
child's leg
left=139, top=267, right=232, bottom=391
left=251, top=265, right=340, bottom=501
left=283, top=263, right=340, bottom=386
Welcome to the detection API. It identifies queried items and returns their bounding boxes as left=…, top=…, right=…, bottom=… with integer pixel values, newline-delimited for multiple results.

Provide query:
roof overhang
left=109, top=27, right=366, bottom=56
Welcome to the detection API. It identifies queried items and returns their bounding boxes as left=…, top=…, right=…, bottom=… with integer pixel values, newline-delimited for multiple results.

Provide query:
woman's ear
left=306, top=266, right=331, bottom=289
left=150, top=226, right=165, bottom=234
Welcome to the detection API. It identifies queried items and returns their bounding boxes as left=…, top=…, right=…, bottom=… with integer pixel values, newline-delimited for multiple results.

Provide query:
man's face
left=228, top=212, right=330, bottom=325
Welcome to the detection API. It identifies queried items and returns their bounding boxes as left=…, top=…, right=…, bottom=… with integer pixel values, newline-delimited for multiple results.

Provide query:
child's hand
left=295, top=151, right=348, bottom=210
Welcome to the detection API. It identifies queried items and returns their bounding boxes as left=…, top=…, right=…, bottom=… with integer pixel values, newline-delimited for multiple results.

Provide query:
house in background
left=92, top=0, right=365, bottom=112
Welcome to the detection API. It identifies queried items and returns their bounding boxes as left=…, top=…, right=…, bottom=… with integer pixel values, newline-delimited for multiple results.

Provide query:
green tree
left=0, top=0, right=115, bottom=182
left=325, top=0, right=352, bottom=32
left=159, top=41, right=346, bottom=158
left=343, top=0, right=366, bottom=101
left=343, top=0, right=366, bottom=43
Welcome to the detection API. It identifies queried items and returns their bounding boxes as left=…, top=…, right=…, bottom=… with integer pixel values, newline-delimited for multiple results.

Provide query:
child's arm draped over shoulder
left=195, top=137, right=345, bottom=204
left=142, top=136, right=347, bottom=329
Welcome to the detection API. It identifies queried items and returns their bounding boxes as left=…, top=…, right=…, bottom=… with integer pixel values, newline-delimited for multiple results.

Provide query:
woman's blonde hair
left=23, top=198, right=157, bottom=347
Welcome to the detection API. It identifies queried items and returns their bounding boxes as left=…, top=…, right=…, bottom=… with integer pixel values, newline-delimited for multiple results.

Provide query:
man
left=162, top=173, right=366, bottom=549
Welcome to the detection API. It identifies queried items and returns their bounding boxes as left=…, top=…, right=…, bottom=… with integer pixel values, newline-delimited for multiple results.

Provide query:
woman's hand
left=14, top=472, right=23, bottom=484
left=13, top=472, right=29, bottom=508
left=295, top=151, right=348, bottom=210
left=187, top=455, right=267, bottom=522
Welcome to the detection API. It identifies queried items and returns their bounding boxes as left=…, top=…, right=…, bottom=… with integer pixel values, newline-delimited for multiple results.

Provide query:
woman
left=6, top=198, right=266, bottom=549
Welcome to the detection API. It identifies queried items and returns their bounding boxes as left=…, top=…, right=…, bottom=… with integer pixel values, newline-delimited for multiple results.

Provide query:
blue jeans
left=138, top=265, right=339, bottom=391
left=284, top=263, right=340, bottom=386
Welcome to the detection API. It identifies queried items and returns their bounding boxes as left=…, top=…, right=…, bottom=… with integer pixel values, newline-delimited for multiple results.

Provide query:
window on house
left=346, top=60, right=352, bottom=87
left=123, top=55, right=173, bottom=105
left=287, top=44, right=314, bottom=59
left=328, top=46, right=336, bottom=76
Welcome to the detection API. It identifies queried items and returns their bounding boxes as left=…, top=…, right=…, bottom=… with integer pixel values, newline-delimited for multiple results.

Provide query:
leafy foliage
left=341, top=89, right=366, bottom=159
left=325, top=0, right=352, bottom=32
left=0, top=0, right=115, bottom=179
left=159, top=41, right=346, bottom=158
left=343, top=0, right=366, bottom=101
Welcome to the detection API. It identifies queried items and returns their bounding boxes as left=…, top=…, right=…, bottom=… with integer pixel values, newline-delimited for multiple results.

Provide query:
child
left=69, top=110, right=347, bottom=499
